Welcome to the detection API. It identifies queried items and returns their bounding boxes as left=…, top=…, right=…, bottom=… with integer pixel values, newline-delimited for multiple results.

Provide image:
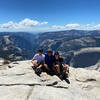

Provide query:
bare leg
left=44, top=64, right=50, bottom=71
left=62, top=64, right=69, bottom=73
left=54, top=65, right=60, bottom=75
left=31, top=60, right=38, bottom=68
left=62, top=64, right=69, bottom=79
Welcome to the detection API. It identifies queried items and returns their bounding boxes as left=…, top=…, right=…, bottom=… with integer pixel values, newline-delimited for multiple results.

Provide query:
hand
left=38, top=64, right=42, bottom=68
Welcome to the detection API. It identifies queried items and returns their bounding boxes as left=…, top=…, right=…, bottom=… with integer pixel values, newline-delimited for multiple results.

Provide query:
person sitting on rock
left=44, top=49, right=54, bottom=74
left=53, top=51, right=69, bottom=79
left=31, top=49, right=45, bottom=74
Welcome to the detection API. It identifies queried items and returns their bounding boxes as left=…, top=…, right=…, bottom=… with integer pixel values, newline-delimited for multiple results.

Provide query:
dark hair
left=54, top=51, right=59, bottom=56
left=38, top=49, right=43, bottom=52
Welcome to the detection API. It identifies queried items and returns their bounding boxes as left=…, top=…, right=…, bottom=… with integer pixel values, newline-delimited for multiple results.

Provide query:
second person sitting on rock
left=44, top=49, right=54, bottom=74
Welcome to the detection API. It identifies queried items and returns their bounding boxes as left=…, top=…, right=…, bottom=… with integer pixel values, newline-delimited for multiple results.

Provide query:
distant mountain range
left=0, top=30, right=100, bottom=69
left=0, top=32, right=35, bottom=61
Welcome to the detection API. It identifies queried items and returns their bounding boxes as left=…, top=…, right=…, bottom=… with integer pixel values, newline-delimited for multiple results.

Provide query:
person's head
left=38, top=49, right=43, bottom=55
left=47, top=49, right=52, bottom=56
left=54, top=51, right=60, bottom=60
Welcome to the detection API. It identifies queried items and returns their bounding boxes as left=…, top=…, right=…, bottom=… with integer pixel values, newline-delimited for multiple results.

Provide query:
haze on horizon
left=0, top=0, right=100, bottom=32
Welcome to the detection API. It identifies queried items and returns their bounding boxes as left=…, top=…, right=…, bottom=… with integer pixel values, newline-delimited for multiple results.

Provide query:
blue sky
left=0, top=0, right=100, bottom=32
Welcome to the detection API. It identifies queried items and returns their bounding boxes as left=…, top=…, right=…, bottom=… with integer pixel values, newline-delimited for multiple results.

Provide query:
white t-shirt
left=33, top=53, right=45, bottom=63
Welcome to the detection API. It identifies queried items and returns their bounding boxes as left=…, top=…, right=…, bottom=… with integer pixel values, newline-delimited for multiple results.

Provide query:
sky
left=0, top=0, right=100, bottom=32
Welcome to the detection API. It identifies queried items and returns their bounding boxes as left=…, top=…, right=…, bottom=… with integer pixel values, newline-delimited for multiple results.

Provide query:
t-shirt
left=53, top=57, right=65, bottom=71
left=53, top=57, right=64, bottom=66
left=33, top=53, right=45, bottom=64
left=45, top=54, right=54, bottom=68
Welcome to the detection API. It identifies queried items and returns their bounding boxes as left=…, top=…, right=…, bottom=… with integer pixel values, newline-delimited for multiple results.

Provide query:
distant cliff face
left=70, top=48, right=100, bottom=70
left=0, top=32, right=35, bottom=61
left=37, top=33, right=100, bottom=66
left=33, top=30, right=100, bottom=69
left=1, top=30, right=100, bottom=66
left=35, top=30, right=100, bottom=52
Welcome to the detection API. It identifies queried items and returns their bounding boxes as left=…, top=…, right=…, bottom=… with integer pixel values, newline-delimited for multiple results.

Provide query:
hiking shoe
left=35, top=68, right=42, bottom=76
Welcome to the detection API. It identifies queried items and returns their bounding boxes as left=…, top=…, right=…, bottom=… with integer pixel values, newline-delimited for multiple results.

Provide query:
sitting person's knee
left=55, top=64, right=60, bottom=68
left=54, top=64, right=60, bottom=73
left=62, top=64, right=69, bottom=73
left=32, top=60, right=38, bottom=67
left=63, top=65, right=67, bottom=70
left=44, top=64, right=48, bottom=69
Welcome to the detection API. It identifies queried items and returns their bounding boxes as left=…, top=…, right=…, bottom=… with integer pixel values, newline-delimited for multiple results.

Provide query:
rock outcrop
left=0, top=60, right=100, bottom=100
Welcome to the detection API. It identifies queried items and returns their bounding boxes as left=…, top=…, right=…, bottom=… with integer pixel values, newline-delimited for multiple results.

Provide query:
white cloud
left=0, top=18, right=48, bottom=29
left=1, top=21, right=15, bottom=29
left=51, top=24, right=100, bottom=30
left=52, top=25, right=65, bottom=29
left=66, top=24, right=80, bottom=28
left=51, top=24, right=80, bottom=30
left=41, top=22, right=48, bottom=25
left=19, top=18, right=40, bottom=26
left=85, top=24, right=91, bottom=27
left=0, top=19, right=100, bottom=31
left=94, top=24, right=100, bottom=29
